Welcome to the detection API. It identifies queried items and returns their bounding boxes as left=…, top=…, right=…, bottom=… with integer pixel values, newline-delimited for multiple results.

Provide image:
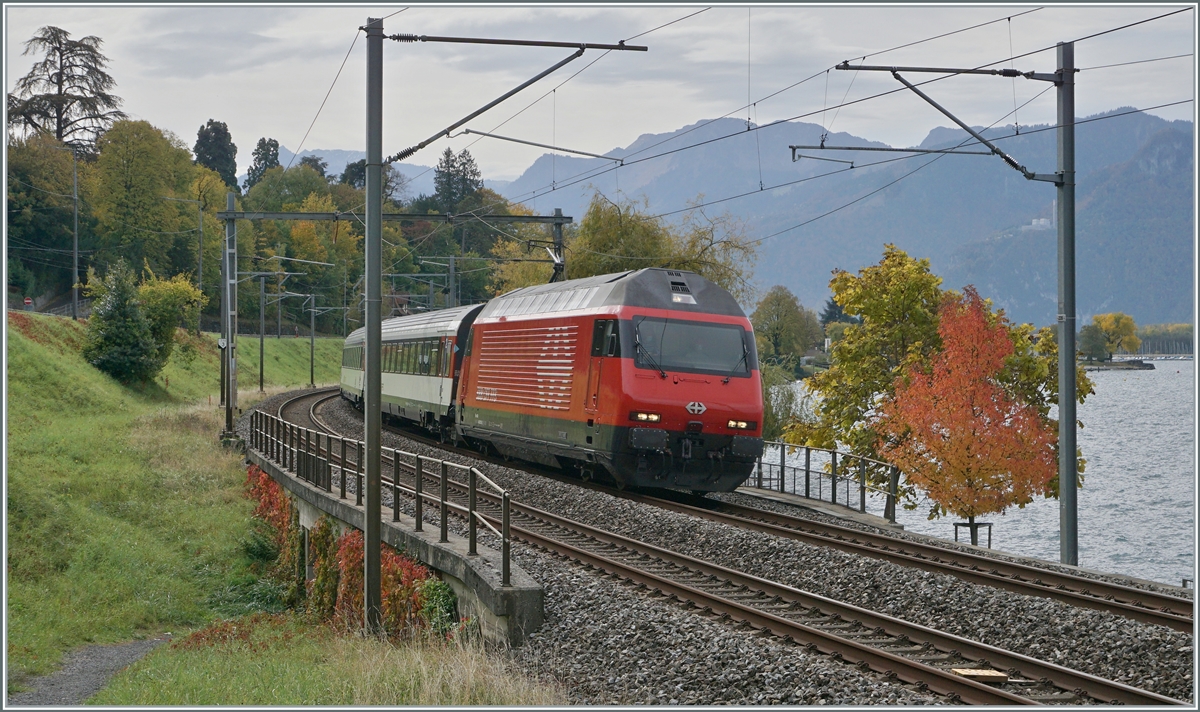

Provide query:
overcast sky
left=5, top=4, right=1195, bottom=182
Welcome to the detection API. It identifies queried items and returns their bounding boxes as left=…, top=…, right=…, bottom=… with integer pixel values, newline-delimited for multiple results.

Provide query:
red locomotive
left=343, top=268, right=764, bottom=492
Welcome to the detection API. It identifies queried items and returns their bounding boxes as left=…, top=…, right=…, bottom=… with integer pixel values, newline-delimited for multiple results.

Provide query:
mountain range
left=274, top=108, right=1193, bottom=327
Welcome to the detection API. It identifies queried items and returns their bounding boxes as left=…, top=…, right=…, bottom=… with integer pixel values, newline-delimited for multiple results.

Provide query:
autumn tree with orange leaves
left=877, top=288, right=1058, bottom=544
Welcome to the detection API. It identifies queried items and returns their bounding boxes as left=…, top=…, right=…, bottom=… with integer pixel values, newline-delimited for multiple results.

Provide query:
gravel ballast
left=243, top=393, right=1194, bottom=704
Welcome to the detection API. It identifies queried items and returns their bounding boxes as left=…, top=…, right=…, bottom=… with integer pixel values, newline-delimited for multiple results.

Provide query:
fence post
left=885, top=466, right=900, bottom=523
left=502, top=492, right=511, bottom=587
left=756, top=455, right=763, bottom=488
left=439, top=461, right=449, bottom=544
left=830, top=451, right=838, bottom=505
left=414, top=458, right=424, bottom=532
left=778, top=442, right=786, bottom=493
left=859, top=458, right=866, bottom=513
left=804, top=447, right=811, bottom=499
left=339, top=437, right=347, bottom=499
left=468, top=469, right=477, bottom=555
left=392, top=449, right=400, bottom=522
left=355, top=441, right=363, bottom=507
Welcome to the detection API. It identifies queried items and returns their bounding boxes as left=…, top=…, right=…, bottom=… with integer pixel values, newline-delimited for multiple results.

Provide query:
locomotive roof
left=345, top=303, right=484, bottom=345
left=481, top=268, right=745, bottom=319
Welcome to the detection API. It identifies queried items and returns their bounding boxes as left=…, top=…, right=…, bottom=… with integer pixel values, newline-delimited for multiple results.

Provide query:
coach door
left=586, top=319, right=619, bottom=415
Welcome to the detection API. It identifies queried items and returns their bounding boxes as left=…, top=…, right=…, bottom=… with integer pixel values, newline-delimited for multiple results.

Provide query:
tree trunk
left=969, top=514, right=978, bottom=546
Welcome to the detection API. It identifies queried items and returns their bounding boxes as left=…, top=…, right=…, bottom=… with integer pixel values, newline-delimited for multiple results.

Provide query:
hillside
left=942, top=126, right=1195, bottom=325
left=496, top=109, right=1193, bottom=325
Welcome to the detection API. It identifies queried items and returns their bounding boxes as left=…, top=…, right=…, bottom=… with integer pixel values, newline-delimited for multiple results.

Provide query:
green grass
left=6, top=313, right=563, bottom=705
left=88, top=614, right=565, bottom=706
left=5, top=313, right=342, bottom=689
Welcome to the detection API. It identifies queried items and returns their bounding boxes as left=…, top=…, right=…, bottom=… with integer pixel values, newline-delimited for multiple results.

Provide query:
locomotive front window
left=632, top=317, right=751, bottom=377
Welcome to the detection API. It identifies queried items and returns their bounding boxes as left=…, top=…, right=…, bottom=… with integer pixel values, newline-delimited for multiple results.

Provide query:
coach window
left=591, top=319, right=620, bottom=357
left=429, top=339, right=443, bottom=377
left=397, top=341, right=409, bottom=374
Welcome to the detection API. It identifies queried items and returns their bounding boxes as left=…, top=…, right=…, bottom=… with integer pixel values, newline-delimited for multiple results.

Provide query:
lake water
left=791, top=360, right=1196, bottom=586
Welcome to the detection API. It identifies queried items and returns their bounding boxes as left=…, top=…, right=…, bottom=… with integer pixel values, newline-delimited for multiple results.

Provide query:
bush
left=81, top=260, right=161, bottom=383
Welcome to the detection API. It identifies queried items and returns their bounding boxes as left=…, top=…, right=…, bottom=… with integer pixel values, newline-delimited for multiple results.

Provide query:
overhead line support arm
left=835, top=63, right=1063, bottom=183
left=385, top=49, right=585, bottom=164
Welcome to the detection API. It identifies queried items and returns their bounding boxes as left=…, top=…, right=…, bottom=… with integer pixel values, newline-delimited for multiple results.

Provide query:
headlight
left=630, top=411, right=662, bottom=423
left=727, top=420, right=756, bottom=430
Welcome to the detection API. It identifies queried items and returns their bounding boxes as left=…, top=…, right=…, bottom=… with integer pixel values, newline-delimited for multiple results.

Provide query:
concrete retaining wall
left=246, top=449, right=544, bottom=646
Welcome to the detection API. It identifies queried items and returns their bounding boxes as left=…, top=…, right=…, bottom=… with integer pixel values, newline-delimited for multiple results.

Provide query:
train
left=340, top=267, right=764, bottom=492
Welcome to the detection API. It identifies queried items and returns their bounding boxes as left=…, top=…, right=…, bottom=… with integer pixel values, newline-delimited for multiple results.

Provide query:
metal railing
left=249, top=410, right=511, bottom=586
left=750, top=440, right=901, bottom=523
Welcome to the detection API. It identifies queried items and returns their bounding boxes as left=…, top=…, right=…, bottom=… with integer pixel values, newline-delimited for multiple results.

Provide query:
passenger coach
left=341, top=304, right=484, bottom=438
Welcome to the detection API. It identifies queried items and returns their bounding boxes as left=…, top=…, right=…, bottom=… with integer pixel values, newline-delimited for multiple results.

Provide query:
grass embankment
left=89, top=614, right=563, bottom=705
left=6, top=312, right=560, bottom=704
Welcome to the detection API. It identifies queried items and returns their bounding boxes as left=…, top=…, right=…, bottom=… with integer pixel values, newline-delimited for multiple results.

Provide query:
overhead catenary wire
left=247, top=6, right=1192, bottom=273
left=748, top=99, right=1193, bottom=247
left=285, top=26, right=366, bottom=170
left=397, top=7, right=711, bottom=187
left=495, top=9, right=1193, bottom=220
left=1079, top=53, right=1193, bottom=71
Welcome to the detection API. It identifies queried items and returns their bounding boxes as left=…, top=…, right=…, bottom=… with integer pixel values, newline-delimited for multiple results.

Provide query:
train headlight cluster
left=630, top=411, right=662, bottom=423
left=727, top=420, right=756, bottom=430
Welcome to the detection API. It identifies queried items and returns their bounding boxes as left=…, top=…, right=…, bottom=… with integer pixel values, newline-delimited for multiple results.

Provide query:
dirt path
left=6, top=636, right=170, bottom=706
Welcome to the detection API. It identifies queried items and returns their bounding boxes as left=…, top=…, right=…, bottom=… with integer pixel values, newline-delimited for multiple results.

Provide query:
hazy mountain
left=495, top=110, right=1193, bottom=326
left=942, top=125, right=1194, bottom=325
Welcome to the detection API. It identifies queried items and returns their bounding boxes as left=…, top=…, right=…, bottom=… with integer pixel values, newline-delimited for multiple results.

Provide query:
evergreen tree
left=340, top=159, right=406, bottom=201
left=193, top=119, right=238, bottom=190
left=82, top=260, right=161, bottom=383
left=432, top=148, right=483, bottom=212
left=298, top=154, right=328, bottom=178
left=7, top=26, right=127, bottom=152
left=341, top=158, right=366, bottom=189
left=243, top=137, right=280, bottom=190
left=819, top=297, right=859, bottom=326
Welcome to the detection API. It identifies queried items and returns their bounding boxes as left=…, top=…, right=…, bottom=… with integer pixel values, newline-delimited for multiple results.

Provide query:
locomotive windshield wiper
left=722, top=343, right=749, bottom=384
left=634, top=321, right=667, bottom=379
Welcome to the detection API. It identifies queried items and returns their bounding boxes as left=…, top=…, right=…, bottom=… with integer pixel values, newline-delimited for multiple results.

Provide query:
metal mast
left=363, top=15, right=384, bottom=634
left=825, top=45, right=1079, bottom=564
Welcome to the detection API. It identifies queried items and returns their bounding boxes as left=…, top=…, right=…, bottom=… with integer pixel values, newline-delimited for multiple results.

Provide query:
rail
left=249, top=409, right=511, bottom=586
left=751, top=441, right=901, bottom=523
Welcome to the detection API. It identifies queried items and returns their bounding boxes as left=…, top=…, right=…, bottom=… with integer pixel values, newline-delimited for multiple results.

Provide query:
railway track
left=264, top=392, right=1186, bottom=706
left=299, top=391, right=1194, bottom=633
left=623, top=490, right=1195, bottom=633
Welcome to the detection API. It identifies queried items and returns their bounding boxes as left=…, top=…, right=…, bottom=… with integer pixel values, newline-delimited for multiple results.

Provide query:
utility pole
left=813, top=45, right=1079, bottom=565
left=71, top=152, right=78, bottom=320
left=363, top=14, right=384, bottom=635
left=309, top=295, right=316, bottom=387
left=1055, top=42, right=1078, bottom=566
left=163, top=195, right=204, bottom=332
left=351, top=20, right=643, bottom=637
left=222, top=192, right=238, bottom=438
left=48, top=145, right=79, bottom=320
left=552, top=207, right=565, bottom=282
left=260, top=276, right=265, bottom=392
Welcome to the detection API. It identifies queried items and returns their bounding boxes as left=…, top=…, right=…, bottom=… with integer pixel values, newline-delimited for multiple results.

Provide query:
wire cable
left=749, top=98, right=1192, bottom=247
left=1079, top=53, right=1194, bottom=71
left=285, top=28, right=364, bottom=170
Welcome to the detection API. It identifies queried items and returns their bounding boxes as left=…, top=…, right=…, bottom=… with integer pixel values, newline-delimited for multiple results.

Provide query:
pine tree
left=243, top=137, right=280, bottom=191
left=298, top=154, right=328, bottom=178
left=82, top=260, right=162, bottom=383
left=7, top=26, right=127, bottom=152
left=432, top=148, right=483, bottom=212
left=194, top=119, right=238, bottom=189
